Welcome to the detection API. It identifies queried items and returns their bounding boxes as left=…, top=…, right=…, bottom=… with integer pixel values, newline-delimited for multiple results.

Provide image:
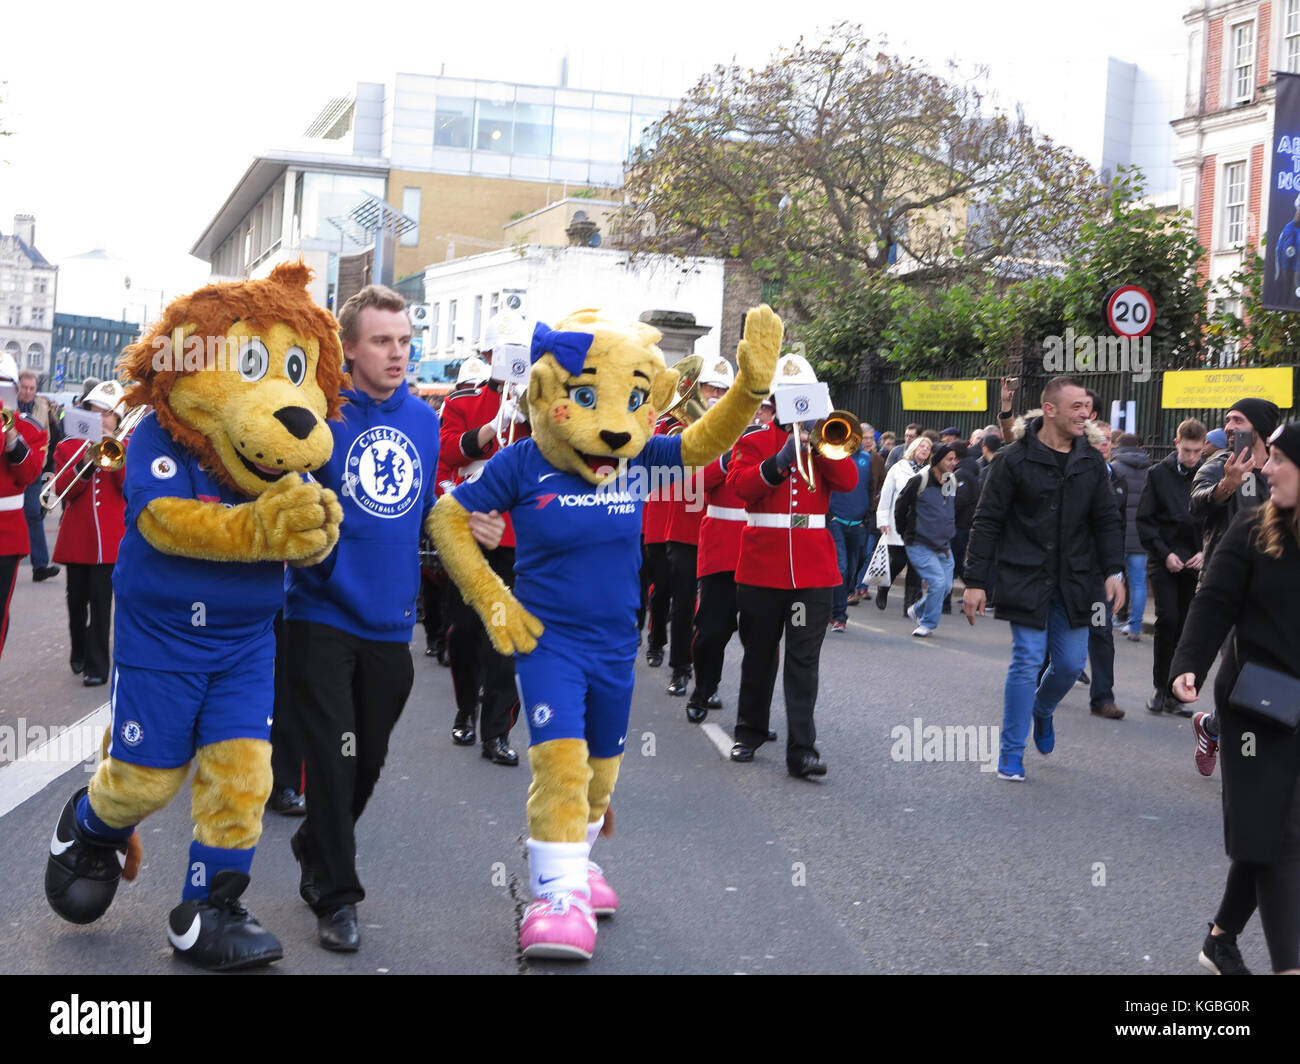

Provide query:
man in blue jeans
left=828, top=440, right=881, bottom=632
left=894, top=443, right=959, bottom=635
left=961, top=376, right=1124, bottom=782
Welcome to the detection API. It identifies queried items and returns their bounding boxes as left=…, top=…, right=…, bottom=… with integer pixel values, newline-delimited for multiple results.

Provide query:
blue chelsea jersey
left=113, top=412, right=285, bottom=671
left=451, top=435, right=684, bottom=649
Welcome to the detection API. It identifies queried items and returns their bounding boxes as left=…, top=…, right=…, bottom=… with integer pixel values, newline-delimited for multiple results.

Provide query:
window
left=475, top=98, right=514, bottom=153
left=31, top=307, right=44, bottom=326
left=1224, top=161, right=1247, bottom=246
left=434, top=97, right=473, bottom=148
left=401, top=187, right=421, bottom=247
left=473, top=295, right=482, bottom=344
left=490, top=291, right=500, bottom=318
left=1231, top=21, right=1254, bottom=104
left=1215, top=299, right=1239, bottom=366
left=429, top=302, right=440, bottom=350
left=1289, top=0, right=1300, bottom=74
left=448, top=299, right=458, bottom=351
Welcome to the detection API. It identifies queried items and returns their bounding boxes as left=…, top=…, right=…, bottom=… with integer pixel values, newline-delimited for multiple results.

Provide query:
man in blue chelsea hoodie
left=282, top=286, right=469, bottom=952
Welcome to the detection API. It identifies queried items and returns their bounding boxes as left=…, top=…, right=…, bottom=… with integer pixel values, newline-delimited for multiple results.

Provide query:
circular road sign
left=1105, top=285, right=1155, bottom=338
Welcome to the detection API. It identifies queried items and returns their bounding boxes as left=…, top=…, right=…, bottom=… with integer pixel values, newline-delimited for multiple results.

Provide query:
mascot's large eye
left=628, top=389, right=647, bottom=412
left=285, top=345, right=307, bottom=386
left=569, top=385, right=597, bottom=408
left=237, top=338, right=270, bottom=382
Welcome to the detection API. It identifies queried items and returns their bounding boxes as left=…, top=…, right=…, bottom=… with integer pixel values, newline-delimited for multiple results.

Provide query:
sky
left=0, top=0, right=1190, bottom=310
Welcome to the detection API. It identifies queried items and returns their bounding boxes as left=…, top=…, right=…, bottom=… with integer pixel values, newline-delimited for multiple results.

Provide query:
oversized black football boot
left=45, top=787, right=128, bottom=925
left=167, top=870, right=283, bottom=971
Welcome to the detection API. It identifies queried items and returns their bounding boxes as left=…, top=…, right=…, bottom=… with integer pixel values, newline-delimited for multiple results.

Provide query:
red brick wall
left=1199, top=154, right=1218, bottom=281
left=1248, top=142, right=1265, bottom=247
left=1207, top=17, right=1223, bottom=112
left=1259, top=3, right=1273, bottom=88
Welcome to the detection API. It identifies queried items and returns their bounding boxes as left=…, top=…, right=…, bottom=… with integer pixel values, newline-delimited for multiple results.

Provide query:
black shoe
left=1076, top=670, right=1090, bottom=686
left=686, top=693, right=708, bottom=724
left=1146, top=690, right=1167, bottom=715
left=767, top=729, right=778, bottom=742
left=33, top=565, right=60, bottom=582
left=268, top=787, right=307, bottom=816
left=875, top=588, right=888, bottom=610
left=706, top=692, right=722, bottom=710
left=1198, top=924, right=1251, bottom=975
left=318, top=904, right=360, bottom=952
left=789, top=753, right=828, bottom=779
left=451, top=712, right=477, bottom=746
left=290, top=830, right=321, bottom=908
left=1165, top=694, right=1193, bottom=718
left=666, top=670, right=690, bottom=697
left=729, top=743, right=754, bottom=763
left=646, top=647, right=664, bottom=668
left=167, top=870, right=283, bottom=970
left=481, top=736, right=519, bottom=766
left=69, top=659, right=84, bottom=676
left=45, top=788, right=127, bottom=925
left=82, top=676, right=106, bottom=688
left=437, top=642, right=451, bottom=667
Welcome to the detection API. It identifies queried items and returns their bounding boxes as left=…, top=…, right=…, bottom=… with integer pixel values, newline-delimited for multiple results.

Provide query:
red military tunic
left=726, top=422, right=857, bottom=589
left=696, top=451, right=747, bottom=577
left=641, top=415, right=681, bottom=546
left=1, top=413, right=47, bottom=556
left=436, top=381, right=530, bottom=548
left=51, top=437, right=127, bottom=565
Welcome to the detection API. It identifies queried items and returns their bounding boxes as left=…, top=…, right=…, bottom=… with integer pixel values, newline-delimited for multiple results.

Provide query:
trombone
left=40, top=405, right=146, bottom=512
left=793, top=410, right=862, bottom=492
left=0, top=409, right=12, bottom=434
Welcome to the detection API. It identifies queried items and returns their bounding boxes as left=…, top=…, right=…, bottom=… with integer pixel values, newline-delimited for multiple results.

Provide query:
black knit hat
left=1268, top=422, right=1300, bottom=471
left=1229, top=397, right=1282, bottom=439
left=929, top=442, right=955, bottom=467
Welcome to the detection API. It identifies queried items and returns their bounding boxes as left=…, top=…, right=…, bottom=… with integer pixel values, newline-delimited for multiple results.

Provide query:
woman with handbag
left=1170, top=422, right=1300, bottom=975
left=872, top=435, right=928, bottom=613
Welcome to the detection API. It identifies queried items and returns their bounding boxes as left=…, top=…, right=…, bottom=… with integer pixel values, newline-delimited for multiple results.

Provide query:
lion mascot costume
left=430, top=304, right=780, bottom=960
left=44, top=261, right=345, bottom=970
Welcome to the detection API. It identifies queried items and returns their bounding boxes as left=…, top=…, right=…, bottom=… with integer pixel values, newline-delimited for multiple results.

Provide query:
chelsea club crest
left=343, top=427, right=422, bottom=518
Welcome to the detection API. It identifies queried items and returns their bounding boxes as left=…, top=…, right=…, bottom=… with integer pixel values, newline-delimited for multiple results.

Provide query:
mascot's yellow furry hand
left=680, top=304, right=782, bottom=467
left=427, top=495, right=544, bottom=655
left=139, top=476, right=343, bottom=564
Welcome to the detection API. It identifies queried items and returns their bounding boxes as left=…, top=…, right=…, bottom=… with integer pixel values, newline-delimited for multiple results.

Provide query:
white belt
left=0, top=494, right=24, bottom=512
left=747, top=512, right=825, bottom=529
left=705, top=505, right=747, bottom=522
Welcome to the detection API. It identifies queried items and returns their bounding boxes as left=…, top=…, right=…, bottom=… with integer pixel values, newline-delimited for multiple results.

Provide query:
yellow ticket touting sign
left=1161, top=368, right=1293, bottom=410
left=899, top=379, right=988, bottom=412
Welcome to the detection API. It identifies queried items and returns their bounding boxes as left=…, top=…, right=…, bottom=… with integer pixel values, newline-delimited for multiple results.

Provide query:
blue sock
left=76, top=793, right=134, bottom=843
left=182, top=841, right=256, bottom=901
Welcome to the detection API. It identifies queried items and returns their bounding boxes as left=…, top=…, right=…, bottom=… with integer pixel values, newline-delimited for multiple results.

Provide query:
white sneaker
left=911, top=625, right=932, bottom=638
left=907, top=602, right=921, bottom=624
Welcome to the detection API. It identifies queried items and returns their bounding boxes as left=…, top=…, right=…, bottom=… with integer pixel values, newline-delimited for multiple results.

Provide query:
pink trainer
left=520, top=892, right=597, bottom=960
left=587, top=861, right=619, bottom=916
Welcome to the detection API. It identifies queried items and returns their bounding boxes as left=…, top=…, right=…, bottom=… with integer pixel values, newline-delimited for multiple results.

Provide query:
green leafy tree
left=1207, top=242, right=1300, bottom=366
left=623, top=23, right=1109, bottom=315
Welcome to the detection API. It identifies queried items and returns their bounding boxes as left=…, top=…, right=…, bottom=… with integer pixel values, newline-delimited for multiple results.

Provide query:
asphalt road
left=0, top=560, right=1245, bottom=976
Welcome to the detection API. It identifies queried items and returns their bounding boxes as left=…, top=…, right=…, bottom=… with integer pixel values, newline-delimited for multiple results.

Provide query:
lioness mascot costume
left=430, top=304, right=780, bottom=959
left=44, top=262, right=344, bottom=970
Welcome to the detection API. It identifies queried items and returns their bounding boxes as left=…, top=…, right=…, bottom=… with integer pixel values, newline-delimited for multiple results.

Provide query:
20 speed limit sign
left=1105, top=285, right=1155, bottom=338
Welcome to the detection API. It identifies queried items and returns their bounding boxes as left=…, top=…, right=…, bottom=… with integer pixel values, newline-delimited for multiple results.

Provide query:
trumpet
left=0, top=409, right=12, bottom=434
left=40, top=405, right=146, bottom=512
left=661, top=355, right=706, bottom=436
left=793, top=410, right=862, bottom=492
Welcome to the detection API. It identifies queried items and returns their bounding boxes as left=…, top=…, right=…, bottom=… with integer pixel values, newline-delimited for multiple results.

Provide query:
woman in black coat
left=1170, top=422, right=1300, bottom=975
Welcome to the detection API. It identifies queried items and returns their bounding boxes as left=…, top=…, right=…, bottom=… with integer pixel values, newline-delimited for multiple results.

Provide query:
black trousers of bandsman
left=445, top=545, right=519, bottom=741
left=642, top=541, right=672, bottom=651
left=734, top=584, right=833, bottom=768
left=665, top=541, right=698, bottom=673
left=691, top=570, right=737, bottom=701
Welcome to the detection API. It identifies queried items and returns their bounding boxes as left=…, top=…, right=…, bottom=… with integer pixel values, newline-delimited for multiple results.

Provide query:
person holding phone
left=1185, top=398, right=1279, bottom=774
left=1169, top=422, right=1300, bottom=975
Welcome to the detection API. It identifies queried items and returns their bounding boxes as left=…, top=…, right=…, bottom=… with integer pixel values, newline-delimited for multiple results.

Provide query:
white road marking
left=700, top=722, right=734, bottom=759
left=0, top=702, right=110, bottom=819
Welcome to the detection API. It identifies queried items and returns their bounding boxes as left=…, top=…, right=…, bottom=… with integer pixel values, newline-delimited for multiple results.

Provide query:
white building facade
left=0, top=215, right=57, bottom=382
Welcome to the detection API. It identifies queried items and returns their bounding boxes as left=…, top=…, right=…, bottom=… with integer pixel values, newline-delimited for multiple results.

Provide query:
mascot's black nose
left=599, top=430, right=631, bottom=451
left=274, top=406, right=319, bottom=441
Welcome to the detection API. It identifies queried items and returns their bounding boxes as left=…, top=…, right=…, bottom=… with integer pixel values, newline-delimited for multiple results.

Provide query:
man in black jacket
left=962, top=376, right=1125, bottom=782
left=1137, top=418, right=1206, bottom=717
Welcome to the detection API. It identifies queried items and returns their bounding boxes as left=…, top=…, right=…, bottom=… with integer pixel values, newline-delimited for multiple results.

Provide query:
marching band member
left=663, top=356, right=735, bottom=698
left=640, top=416, right=676, bottom=667
left=1, top=353, right=47, bottom=658
left=50, top=381, right=129, bottom=686
left=726, top=354, right=857, bottom=778
left=435, top=317, right=529, bottom=765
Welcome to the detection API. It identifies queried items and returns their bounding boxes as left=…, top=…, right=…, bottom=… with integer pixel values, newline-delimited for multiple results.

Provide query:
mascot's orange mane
left=118, top=261, right=348, bottom=481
